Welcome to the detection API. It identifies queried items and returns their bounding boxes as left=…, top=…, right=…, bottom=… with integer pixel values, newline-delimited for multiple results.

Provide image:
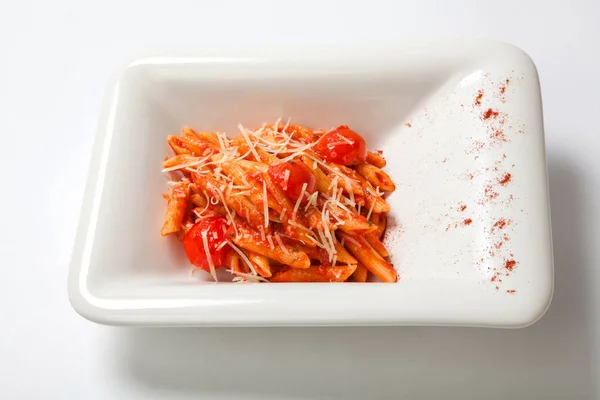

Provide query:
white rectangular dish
left=68, top=42, right=553, bottom=327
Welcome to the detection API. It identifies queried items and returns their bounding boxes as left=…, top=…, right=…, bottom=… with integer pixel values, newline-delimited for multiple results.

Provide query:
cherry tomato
left=313, top=126, right=367, bottom=166
left=183, top=216, right=229, bottom=271
left=268, top=160, right=316, bottom=203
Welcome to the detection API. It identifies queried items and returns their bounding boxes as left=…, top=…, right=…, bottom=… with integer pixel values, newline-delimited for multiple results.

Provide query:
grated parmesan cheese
left=228, top=270, right=269, bottom=283
left=259, top=225, right=266, bottom=241
left=366, top=199, right=376, bottom=220
left=201, top=231, right=217, bottom=281
left=226, top=241, right=257, bottom=275
left=282, top=169, right=290, bottom=190
left=266, top=234, right=275, bottom=250
left=274, top=234, right=289, bottom=254
left=343, top=235, right=361, bottom=247
left=292, top=182, right=307, bottom=220
left=262, top=180, right=269, bottom=228
left=237, top=124, right=261, bottom=162
left=162, top=155, right=210, bottom=173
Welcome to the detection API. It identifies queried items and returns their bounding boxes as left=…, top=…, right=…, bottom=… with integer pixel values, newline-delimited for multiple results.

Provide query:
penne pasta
left=366, top=151, right=386, bottom=168
left=270, top=264, right=357, bottom=283
left=160, top=183, right=190, bottom=236
left=371, top=213, right=387, bottom=239
left=161, top=122, right=398, bottom=284
left=350, top=262, right=369, bottom=282
left=226, top=251, right=247, bottom=274
left=365, top=232, right=389, bottom=258
left=233, top=224, right=311, bottom=269
left=247, top=251, right=272, bottom=278
left=338, top=231, right=397, bottom=283
left=356, top=163, right=396, bottom=191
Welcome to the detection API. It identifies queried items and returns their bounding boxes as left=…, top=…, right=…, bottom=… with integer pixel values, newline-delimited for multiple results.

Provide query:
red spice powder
left=459, top=204, right=467, bottom=212
left=491, top=275, right=498, bottom=282
left=492, top=129, right=506, bottom=141
left=494, top=241, right=503, bottom=249
left=504, top=260, right=516, bottom=271
left=493, top=218, right=509, bottom=231
left=463, top=218, right=473, bottom=226
left=475, top=90, right=483, bottom=106
left=500, top=86, right=506, bottom=95
left=506, top=290, right=516, bottom=294
left=483, top=108, right=499, bottom=120
left=405, top=123, right=412, bottom=128
left=485, top=185, right=499, bottom=200
left=498, top=173, right=512, bottom=186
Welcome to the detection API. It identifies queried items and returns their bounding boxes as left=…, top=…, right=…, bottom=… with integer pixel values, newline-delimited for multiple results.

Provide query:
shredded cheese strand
left=238, top=124, right=261, bottom=162
left=226, top=241, right=257, bottom=275
left=228, top=270, right=269, bottom=283
left=292, top=183, right=308, bottom=221
left=366, top=198, right=376, bottom=220
left=274, top=234, right=289, bottom=254
left=266, top=235, right=275, bottom=250
left=201, top=231, right=217, bottom=281
left=262, top=180, right=269, bottom=228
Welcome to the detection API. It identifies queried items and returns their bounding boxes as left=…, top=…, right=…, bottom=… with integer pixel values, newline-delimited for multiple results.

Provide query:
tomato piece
left=313, top=126, right=367, bottom=166
left=268, top=160, right=316, bottom=203
left=183, top=216, right=230, bottom=271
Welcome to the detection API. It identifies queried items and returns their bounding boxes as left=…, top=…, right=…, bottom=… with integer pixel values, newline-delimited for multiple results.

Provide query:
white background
left=1, top=0, right=599, bottom=398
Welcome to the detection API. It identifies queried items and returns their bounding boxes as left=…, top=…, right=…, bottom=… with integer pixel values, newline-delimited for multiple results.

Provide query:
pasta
left=160, top=121, right=398, bottom=283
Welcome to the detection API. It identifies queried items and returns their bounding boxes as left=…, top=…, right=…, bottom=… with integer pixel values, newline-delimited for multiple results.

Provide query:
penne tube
left=356, top=163, right=396, bottom=192
left=233, top=160, right=269, bottom=172
left=333, top=241, right=358, bottom=265
left=270, top=264, right=357, bottom=283
left=321, top=162, right=364, bottom=196
left=338, top=231, right=397, bottom=283
left=167, top=135, right=211, bottom=156
left=226, top=251, right=248, bottom=274
left=366, top=151, right=386, bottom=168
left=163, top=154, right=202, bottom=169
left=232, top=224, right=311, bottom=269
left=350, top=262, right=369, bottom=282
left=192, top=172, right=264, bottom=226
left=189, top=193, right=207, bottom=207
left=231, top=136, right=280, bottom=164
left=302, top=155, right=333, bottom=195
left=182, top=128, right=220, bottom=150
left=261, top=171, right=296, bottom=222
left=371, top=213, right=387, bottom=239
left=334, top=210, right=377, bottom=234
left=160, top=184, right=190, bottom=236
left=183, top=128, right=221, bottom=148
left=247, top=251, right=272, bottom=278
left=365, top=232, right=389, bottom=258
